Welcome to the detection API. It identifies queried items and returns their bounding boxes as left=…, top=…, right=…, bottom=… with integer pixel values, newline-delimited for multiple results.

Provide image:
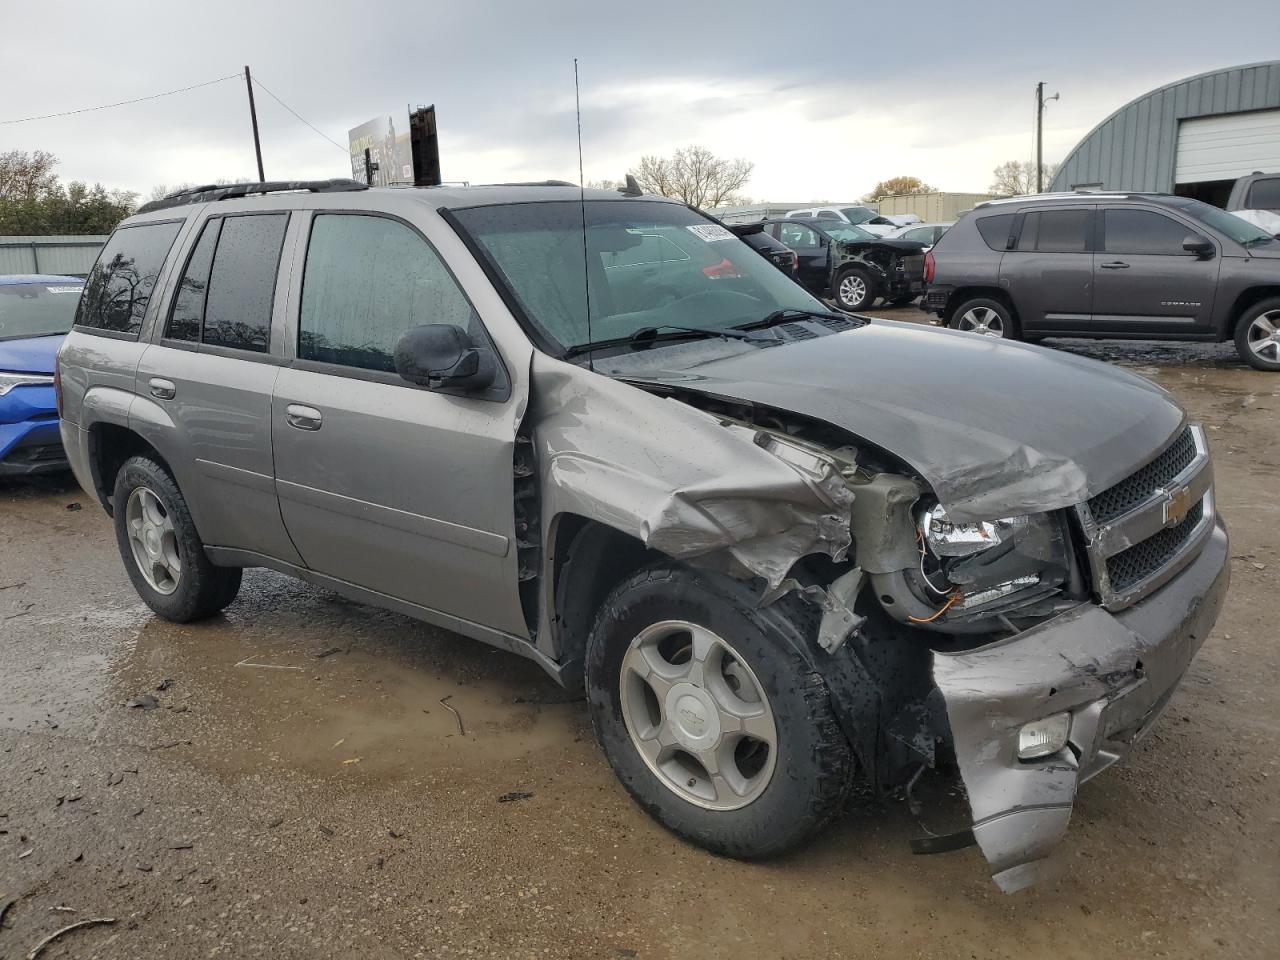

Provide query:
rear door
left=135, top=209, right=303, bottom=564
left=1091, top=206, right=1220, bottom=336
left=270, top=210, right=529, bottom=636
left=774, top=221, right=830, bottom=292
left=1000, top=206, right=1095, bottom=334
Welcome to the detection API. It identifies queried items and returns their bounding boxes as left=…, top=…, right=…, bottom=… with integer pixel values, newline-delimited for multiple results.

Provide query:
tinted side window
left=166, top=219, right=221, bottom=342
left=202, top=214, right=288, bottom=353
left=778, top=223, right=819, bottom=247
left=975, top=214, right=1014, bottom=250
left=299, top=214, right=480, bottom=373
left=1103, top=209, right=1190, bottom=256
left=76, top=221, right=183, bottom=335
left=1246, top=177, right=1280, bottom=211
left=1017, top=210, right=1090, bottom=253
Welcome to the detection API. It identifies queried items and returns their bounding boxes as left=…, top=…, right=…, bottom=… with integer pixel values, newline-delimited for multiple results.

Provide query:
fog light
left=1017, top=712, right=1071, bottom=760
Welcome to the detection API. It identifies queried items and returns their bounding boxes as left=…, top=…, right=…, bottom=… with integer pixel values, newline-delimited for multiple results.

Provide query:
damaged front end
left=535, top=349, right=1229, bottom=892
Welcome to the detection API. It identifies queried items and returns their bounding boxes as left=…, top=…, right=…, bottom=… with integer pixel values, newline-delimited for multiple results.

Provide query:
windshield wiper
left=735, top=308, right=861, bottom=331
left=563, top=324, right=769, bottom=359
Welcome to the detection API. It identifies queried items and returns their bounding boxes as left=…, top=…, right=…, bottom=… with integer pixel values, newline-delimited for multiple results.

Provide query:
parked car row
left=783, top=205, right=920, bottom=237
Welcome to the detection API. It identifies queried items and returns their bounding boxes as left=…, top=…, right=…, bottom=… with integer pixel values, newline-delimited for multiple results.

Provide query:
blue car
left=0, top=274, right=85, bottom=476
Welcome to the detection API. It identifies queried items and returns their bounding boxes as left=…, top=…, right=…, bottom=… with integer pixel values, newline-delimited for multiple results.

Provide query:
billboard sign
left=348, top=115, right=412, bottom=186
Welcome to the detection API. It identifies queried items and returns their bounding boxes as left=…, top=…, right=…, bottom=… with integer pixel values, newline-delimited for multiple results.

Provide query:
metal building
left=1050, top=60, right=1280, bottom=206
left=0, top=236, right=107, bottom=277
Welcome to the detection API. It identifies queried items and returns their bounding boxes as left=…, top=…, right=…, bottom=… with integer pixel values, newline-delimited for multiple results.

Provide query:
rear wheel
left=834, top=267, right=877, bottom=312
left=1234, top=298, right=1280, bottom=371
left=113, top=456, right=242, bottom=622
left=950, top=297, right=1018, bottom=339
left=586, top=563, right=853, bottom=859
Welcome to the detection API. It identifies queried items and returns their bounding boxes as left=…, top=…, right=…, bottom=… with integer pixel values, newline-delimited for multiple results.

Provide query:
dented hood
left=626, top=320, right=1185, bottom=521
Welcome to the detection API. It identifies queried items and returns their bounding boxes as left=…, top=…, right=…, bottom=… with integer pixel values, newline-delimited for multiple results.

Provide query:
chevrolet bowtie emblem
left=1164, top=484, right=1194, bottom=527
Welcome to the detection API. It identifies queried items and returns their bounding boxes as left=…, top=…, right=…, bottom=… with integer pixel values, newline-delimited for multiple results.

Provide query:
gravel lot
left=2, top=309, right=1277, bottom=959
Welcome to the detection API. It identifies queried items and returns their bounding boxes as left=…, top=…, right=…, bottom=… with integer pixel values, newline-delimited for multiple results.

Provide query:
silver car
left=56, top=179, right=1229, bottom=892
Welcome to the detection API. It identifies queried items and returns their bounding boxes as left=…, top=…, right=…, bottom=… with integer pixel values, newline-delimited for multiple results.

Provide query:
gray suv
left=57, top=179, right=1229, bottom=893
left=923, top=192, right=1280, bottom=370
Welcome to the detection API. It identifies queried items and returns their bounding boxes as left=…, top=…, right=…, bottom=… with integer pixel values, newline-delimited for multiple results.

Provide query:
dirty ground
left=1, top=308, right=1277, bottom=959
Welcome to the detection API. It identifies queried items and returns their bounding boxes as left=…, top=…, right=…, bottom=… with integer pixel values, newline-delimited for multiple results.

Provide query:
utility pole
left=1035, top=81, right=1059, bottom=193
left=244, top=65, right=265, bottom=182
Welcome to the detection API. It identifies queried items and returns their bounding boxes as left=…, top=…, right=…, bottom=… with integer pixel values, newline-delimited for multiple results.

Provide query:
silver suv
left=57, top=179, right=1229, bottom=892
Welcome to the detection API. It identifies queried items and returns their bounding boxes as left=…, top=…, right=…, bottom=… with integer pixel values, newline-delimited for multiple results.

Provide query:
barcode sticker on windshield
left=45, top=286, right=81, bottom=294
left=686, top=224, right=735, bottom=243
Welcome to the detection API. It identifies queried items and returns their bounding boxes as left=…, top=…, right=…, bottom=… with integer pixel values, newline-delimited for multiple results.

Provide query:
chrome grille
left=1105, top=500, right=1204, bottom=593
left=1075, top=423, right=1214, bottom=610
left=1087, top=427, right=1197, bottom=523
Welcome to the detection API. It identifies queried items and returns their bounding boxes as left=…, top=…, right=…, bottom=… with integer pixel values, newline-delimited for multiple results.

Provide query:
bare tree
left=989, top=160, right=1060, bottom=196
left=629, top=146, right=753, bottom=208
left=586, top=179, right=620, bottom=191
left=862, top=176, right=935, bottom=201
left=0, top=150, right=59, bottom=202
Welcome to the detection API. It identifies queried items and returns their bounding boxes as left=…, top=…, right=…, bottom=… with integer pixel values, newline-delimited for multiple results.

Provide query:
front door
left=271, top=211, right=528, bottom=637
left=1000, top=207, right=1095, bottom=334
left=1091, top=207, right=1220, bottom=336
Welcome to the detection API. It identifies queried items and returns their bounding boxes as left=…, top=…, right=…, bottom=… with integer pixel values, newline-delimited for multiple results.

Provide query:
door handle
left=285, top=404, right=323, bottom=431
left=148, top=377, right=176, bottom=400
left=1100, top=261, right=1130, bottom=269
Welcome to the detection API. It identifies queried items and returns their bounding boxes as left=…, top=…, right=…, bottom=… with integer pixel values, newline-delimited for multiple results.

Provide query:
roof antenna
left=574, top=57, right=593, bottom=370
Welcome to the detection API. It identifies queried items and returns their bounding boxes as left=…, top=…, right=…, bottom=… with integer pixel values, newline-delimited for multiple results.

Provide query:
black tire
left=112, top=455, right=242, bottom=622
left=948, top=296, right=1019, bottom=340
left=833, top=266, right=877, bottom=312
left=1233, top=297, right=1280, bottom=371
left=585, top=563, right=853, bottom=859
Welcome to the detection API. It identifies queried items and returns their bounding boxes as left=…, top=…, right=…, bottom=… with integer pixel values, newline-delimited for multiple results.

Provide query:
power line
left=250, top=76, right=350, bottom=154
left=0, top=73, right=242, bottom=125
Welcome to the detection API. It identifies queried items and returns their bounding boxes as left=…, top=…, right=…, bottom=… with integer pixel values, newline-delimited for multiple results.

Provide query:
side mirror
left=394, top=324, right=496, bottom=392
left=1183, top=234, right=1215, bottom=258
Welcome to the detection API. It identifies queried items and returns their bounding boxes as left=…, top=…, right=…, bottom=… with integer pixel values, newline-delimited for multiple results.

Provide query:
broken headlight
left=916, top=504, right=1069, bottom=614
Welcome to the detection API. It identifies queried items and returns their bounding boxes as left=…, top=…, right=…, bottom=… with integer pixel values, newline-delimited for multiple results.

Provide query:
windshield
left=452, top=200, right=825, bottom=355
left=820, top=223, right=877, bottom=242
left=0, top=281, right=83, bottom=341
left=1167, top=197, right=1276, bottom=246
left=839, top=207, right=877, bottom=224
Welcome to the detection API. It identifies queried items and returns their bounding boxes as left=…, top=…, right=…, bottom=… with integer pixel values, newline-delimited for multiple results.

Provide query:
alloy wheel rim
left=619, top=620, right=777, bottom=811
left=839, top=275, right=867, bottom=306
left=125, top=487, right=181, bottom=595
left=959, top=306, right=1005, bottom=337
left=1246, top=310, right=1280, bottom=363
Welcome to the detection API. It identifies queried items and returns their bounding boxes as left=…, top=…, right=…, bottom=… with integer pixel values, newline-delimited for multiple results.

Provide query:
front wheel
left=586, top=564, right=853, bottom=859
left=949, top=297, right=1018, bottom=339
left=1234, top=297, right=1280, bottom=371
left=833, top=267, right=877, bottom=312
left=113, top=456, right=242, bottom=622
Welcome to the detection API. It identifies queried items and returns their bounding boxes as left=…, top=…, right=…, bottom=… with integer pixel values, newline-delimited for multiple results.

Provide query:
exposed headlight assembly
left=0, top=371, right=55, bottom=397
left=914, top=503, right=1070, bottom=617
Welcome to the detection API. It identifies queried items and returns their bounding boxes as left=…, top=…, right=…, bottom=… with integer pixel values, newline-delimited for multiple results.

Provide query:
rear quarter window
left=1246, top=177, right=1280, bottom=212
left=974, top=214, right=1014, bottom=250
left=76, top=220, right=183, bottom=336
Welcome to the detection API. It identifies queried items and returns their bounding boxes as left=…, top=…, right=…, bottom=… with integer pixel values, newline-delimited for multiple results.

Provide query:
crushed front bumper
left=933, top=516, right=1229, bottom=892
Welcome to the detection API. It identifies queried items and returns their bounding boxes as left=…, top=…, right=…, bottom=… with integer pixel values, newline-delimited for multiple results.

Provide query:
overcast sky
left=3, top=1, right=1279, bottom=203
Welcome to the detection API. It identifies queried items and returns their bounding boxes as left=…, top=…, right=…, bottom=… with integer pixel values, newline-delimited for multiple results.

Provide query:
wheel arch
left=85, top=421, right=170, bottom=517
left=547, top=513, right=665, bottom=692
left=944, top=287, right=1020, bottom=326
left=1223, top=286, right=1280, bottom=341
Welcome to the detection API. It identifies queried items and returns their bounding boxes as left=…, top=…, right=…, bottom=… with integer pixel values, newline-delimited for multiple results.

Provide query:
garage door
left=1175, top=109, right=1280, bottom=183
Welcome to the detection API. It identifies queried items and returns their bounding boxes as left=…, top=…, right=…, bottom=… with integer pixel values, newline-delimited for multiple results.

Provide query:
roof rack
left=137, top=178, right=369, bottom=214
